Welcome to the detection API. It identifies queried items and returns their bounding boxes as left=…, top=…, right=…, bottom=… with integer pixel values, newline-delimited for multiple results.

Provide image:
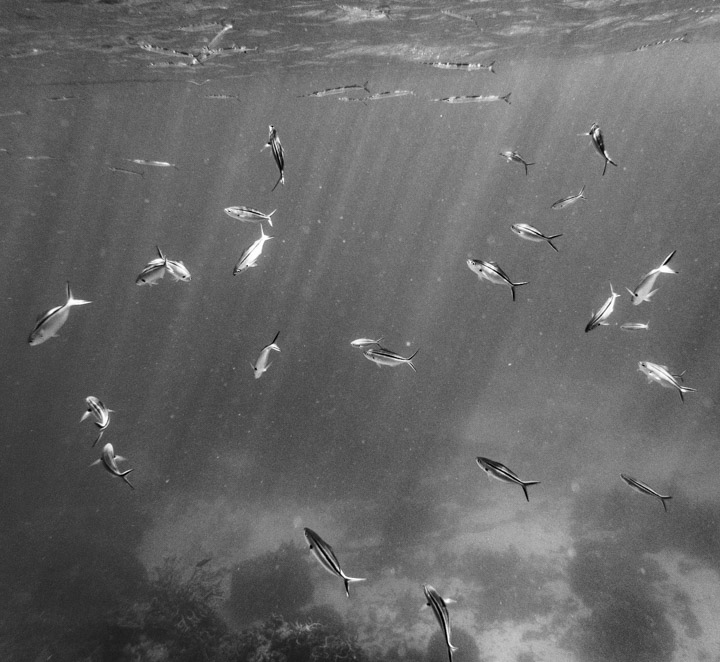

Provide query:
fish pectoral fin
left=80, top=411, right=91, bottom=422
left=90, top=459, right=102, bottom=467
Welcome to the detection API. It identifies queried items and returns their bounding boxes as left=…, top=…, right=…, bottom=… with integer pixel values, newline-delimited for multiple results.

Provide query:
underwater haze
left=3, top=0, right=720, bottom=660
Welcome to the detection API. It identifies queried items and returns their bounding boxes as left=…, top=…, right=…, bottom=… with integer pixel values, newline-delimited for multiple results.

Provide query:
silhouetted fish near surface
left=363, top=346, right=419, bottom=372
left=423, top=585, right=458, bottom=662
left=638, top=361, right=696, bottom=402
left=28, top=282, right=91, bottom=346
left=261, top=124, right=285, bottom=191
left=632, top=33, right=688, bottom=52
left=476, top=457, right=540, bottom=502
left=551, top=185, right=586, bottom=209
left=627, top=250, right=677, bottom=305
left=499, top=150, right=534, bottom=175
left=224, top=206, right=276, bottom=226
left=424, top=61, right=495, bottom=73
left=252, top=331, right=280, bottom=379
left=437, top=93, right=510, bottom=104
left=584, top=122, right=617, bottom=175
left=466, top=259, right=528, bottom=301
left=511, top=223, right=561, bottom=252
left=585, top=283, right=620, bottom=332
left=304, top=527, right=366, bottom=597
left=91, top=443, right=134, bottom=490
left=621, top=474, right=672, bottom=511
left=233, top=225, right=273, bottom=274
left=81, top=396, right=112, bottom=447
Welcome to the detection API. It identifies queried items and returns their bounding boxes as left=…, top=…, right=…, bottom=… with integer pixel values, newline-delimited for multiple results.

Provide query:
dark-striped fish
left=585, top=123, right=617, bottom=175
left=424, top=61, right=495, bottom=73
left=466, top=259, right=528, bottom=301
left=437, top=93, right=511, bottom=104
left=166, top=258, right=191, bottom=282
left=304, top=527, right=366, bottom=597
left=500, top=150, right=534, bottom=175
left=585, top=283, right=620, bottom=333
left=224, top=206, right=276, bottom=226
left=252, top=331, right=280, bottom=379
left=632, top=33, right=688, bottom=52
left=475, top=457, right=540, bottom=502
left=511, top=223, right=562, bottom=252
left=233, top=225, right=273, bottom=274
left=621, top=474, right=672, bottom=511
left=423, top=585, right=458, bottom=662
left=363, top=346, right=419, bottom=372
left=136, top=246, right=168, bottom=286
left=262, top=124, right=285, bottom=191
left=638, top=361, right=696, bottom=402
left=626, top=250, right=677, bottom=305
left=300, top=82, right=371, bottom=97
left=551, top=184, right=586, bottom=210
left=91, top=443, right=134, bottom=490
left=81, top=396, right=112, bottom=447
left=28, top=282, right=91, bottom=346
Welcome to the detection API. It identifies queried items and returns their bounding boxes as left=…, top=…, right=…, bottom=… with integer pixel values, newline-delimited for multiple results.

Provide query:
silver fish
left=423, top=585, right=458, bottom=662
left=551, top=184, right=586, bottom=209
left=224, top=206, right=276, bottom=226
left=585, top=122, right=617, bottom=175
left=252, top=331, right=280, bottom=379
left=437, top=93, right=511, bottom=104
left=500, top=150, right=534, bottom=175
left=261, top=124, right=285, bottom=191
left=28, top=282, right=91, bottom=346
left=350, top=336, right=383, bottom=348
left=363, top=346, right=419, bottom=372
left=475, top=457, right=540, bottom=502
left=124, top=158, right=178, bottom=169
left=424, top=61, right=495, bottom=73
left=620, top=322, right=649, bottom=331
left=621, top=474, right=672, bottom=512
left=81, top=396, right=112, bottom=447
left=136, top=246, right=168, bottom=286
left=626, top=250, right=677, bottom=305
left=304, top=527, right=366, bottom=597
left=343, top=90, right=414, bottom=102
left=91, top=443, right=134, bottom=490
left=466, top=259, right=528, bottom=301
left=585, top=283, right=620, bottom=333
left=511, top=223, right=561, bottom=252
left=166, top=259, right=191, bottom=282
left=638, top=361, right=696, bottom=402
left=300, top=82, right=371, bottom=97
left=233, top=225, right=273, bottom=274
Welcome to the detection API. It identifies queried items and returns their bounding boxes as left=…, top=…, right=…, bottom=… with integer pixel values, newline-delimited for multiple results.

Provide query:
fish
left=124, top=158, right=178, bottom=169
left=363, top=346, right=419, bottom=372
left=499, top=150, right=534, bottom=175
left=300, top=82, right=371, bottom=97
left=340, top=90, right=414, bottom=102
left=303, top=527, right=366, bottom=597
left=585, top=283, right=620, bottom=333
left=621, top=474, right=672, bottom=512
left=136, top=246, right=168, bottom=285
left=424, top=61, right=495, bottom=73
left=28, top=282, right=92, bottom=346
left=108, top=166, right=144, bottom=177
left=261, top=124, right=285, bottom=191
left=437, top=93, right=511, bottom=104
left=620, top=322, right=649, bottom=331
left=81, top=396, right=112, bottom=447
left=204, top=94, right=240, bottom=100
left=207, top=20, right=234, bottom=50
left=233, top=225, right=273, bottom=274
left=632, top=33, right=688, bottom=52
left=0, top=110, right=26, bottom=117
left=91, top=443, right=134, bottom=490
left=475, top=457, right=540, bottom=502
left=638, top=361, right=696, bottom=402
left=137, top=41, right=199, bottom=64
left=252, top=331, right=280, bottom=379
left=423, top=585, right=458, bottom=662
left=511, top=223, right=562, bottom=252
left=350, top=336, right=383, bottom=348
left=626, top=250, right=677, bottom=305
left=440, top=8, right=479, bottom=26
left=166, top=258, right=191, bottom=282
left=584, top=123, right=617, bottom=175
left=551, top=185, right=586, bottom=210
left=466, top=259, right=528, bottom=301
left=224, top=206, right=276, bottom=226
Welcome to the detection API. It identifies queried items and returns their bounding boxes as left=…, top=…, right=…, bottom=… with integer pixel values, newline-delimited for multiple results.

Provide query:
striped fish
left=511, top=223, right=561, bottom=252
left=437, top=93, right=510, bottom=104
left=466, top=259, right=528, bottom=301
left=621, top=474, right=672, bottom=511
left=551, top=184, right=586, bottom=209
left=500, top=150, right=534, bottom=175
left=81, top=396, right=112, bottom=447
left=638, top=361, right=696, bottom=402
left=136, top=246, right=168, bottom=286
left=363, top=346, right=419, bottom=372
left=632, top=33, right=688, bottom=52
left=224, top=206, right=276, bottom=226
left=585, top=123, right=617, bottom=175
left=585, top=283, right=620, bottom=333
left=251, top=331, right=280, bottom=379
left=166, top=258, right=191, bottom=282
left=233, top=225, right=273, bottom=274
left=262, top=124, right=285, bottom=191
left=626, top=250, right=677, bottom=305
left=476, top=457, right=540, bottom=502
left=424, top=61, right=495, bottom=73
left=423, top=585, right=458, bottom=662
left=28, top=282, right=91, bottom=346
left=304, top=527, right=366, bottom=597
left=91, top=443, right=134, bottom=490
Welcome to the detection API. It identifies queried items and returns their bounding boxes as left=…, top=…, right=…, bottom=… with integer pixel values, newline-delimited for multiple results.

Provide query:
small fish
left=511, top=223, right=562, bottom=252
left=551, top=185, right=586, bottom=210
left=203, top=94, right=240, bottom=100
left=350, top=336, right=383, bottom=348
left=499, top=150, right=534, bottom=175
left=137, top=41, right=197, bottom=62
left=584, top=123, right=617, bottom=175
left=466, top=259, right=528, bottom=301
left=475, top=457, right=540, bottom=502
left=108, top=166, right=144, bottom=177
left=300, top=82, right=371, bottom=97
left=424, top=61, right=495, bottom=73
left=166, top=258, right=191, bottom=282
left=620, top=322, right=649, bottom=331
left=261, top=124, right=285, bottom=191
left=91, top=443, right=134, bottom=490
left=632, top=33, right=688, bottom=52
left=638, top=361, right=696, bottom=402
left=81, top=396, right=112, bottom=447
left=125, top=158, right=177, bottom=169
left=224, top=206, right=276, bottom=226
left=252, top=331, right=280, bottom=379
left=0, top=110, right=26, bottom=117
left=363, top=346, right=419, bottom=372
left=621, top=474, right=672, bottom=511
left=437, top=93, right=511, bottom=104
left=136, top=246, right=168, bottom=286
left=345, top=90, right=414, bottom=101
left=304, top=527, right=366, bottom=597
left=28, top=282, right=91, bottom=346
left=423, top=585, right=458, bottom=662
left=626, top=250, right=677, bottom=305
left=440, top=8, right=479, bottom=26
left=585, top=283, right=620, bottom=333
left=233, top=225, right=273, bottom=274
left=195, top=557, right=212, bottom=568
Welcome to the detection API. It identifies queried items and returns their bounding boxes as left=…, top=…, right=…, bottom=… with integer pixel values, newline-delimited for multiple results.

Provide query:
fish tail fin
left=680, top=33, right=689, bottom=44
left=579, top=184, right=586, bottom=198
left=679, top=386, right=697, bottom=402
left=66, top=282, right=91, bottom=307
left=548, top=234, right=562, bottom=252
left=93, top=430, right=104, bottom=448
left=267, top=209, right=277, bottom=226
left=661, top=496, right=672, bottom=512
left=363, top=80, right=371, bottom=93
left=121, top=469, right=135, bottom=490
left=271, top=173, right=284, bottom=191
left=343, top=576, right=367, bottom=597
left=407, top=348, right=420, bottom=372
left=510, top=281, right=529, bottom=301
left=658, top=250, right=677, bottom=273
left=521, top=480, right=541, bottom=502
left=501, top=92, right=511, bottom=104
